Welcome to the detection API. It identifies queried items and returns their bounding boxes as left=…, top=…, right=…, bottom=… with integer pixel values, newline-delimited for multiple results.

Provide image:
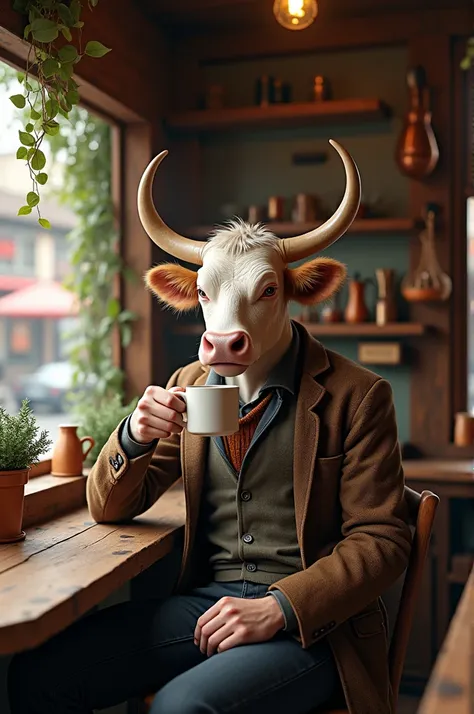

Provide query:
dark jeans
left=8, top=581, right=337, bottom=714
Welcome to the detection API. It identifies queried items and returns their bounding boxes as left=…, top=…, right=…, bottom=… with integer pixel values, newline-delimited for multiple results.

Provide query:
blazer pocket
left=351, top=609, right=385, bottom=638
left=316, top=453, right=344, bottom=468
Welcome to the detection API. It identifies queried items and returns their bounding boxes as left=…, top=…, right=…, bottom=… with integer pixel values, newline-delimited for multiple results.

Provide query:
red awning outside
left=0, top=275, right=37, bottom=292
left=0, top=281, right=78, bottom=318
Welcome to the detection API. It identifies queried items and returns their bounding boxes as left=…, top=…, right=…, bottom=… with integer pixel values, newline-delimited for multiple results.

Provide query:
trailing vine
left=10, top=0, right=110, bottom=228
left=2, top=61, right=137, bottom=444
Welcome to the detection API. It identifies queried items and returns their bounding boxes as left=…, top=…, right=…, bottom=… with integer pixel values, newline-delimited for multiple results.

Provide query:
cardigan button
left=240, top=490, right=252, bottom=502
left=242, top=533, right=254, bottom=544
left=245, top=562, right=257, bottom=573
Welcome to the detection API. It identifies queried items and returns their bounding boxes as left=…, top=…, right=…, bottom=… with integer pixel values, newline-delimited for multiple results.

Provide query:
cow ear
left=145, top=264, right=198, bottom=311
left=285, top=258, right=347, bottom=305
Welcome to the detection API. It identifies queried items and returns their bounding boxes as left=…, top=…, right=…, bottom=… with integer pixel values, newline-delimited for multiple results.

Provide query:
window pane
left=0, top=61, right=114, bottom=458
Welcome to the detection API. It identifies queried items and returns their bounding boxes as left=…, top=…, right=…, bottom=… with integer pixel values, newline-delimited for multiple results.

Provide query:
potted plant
left=0, top=400, right=52, bottom=543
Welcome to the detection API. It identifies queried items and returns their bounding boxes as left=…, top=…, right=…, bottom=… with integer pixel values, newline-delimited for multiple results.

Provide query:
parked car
left=12, top=361, right=91, bottom=413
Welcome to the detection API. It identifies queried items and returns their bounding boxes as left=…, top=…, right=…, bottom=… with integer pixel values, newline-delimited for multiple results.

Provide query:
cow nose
left=201, top=331, right=252, bottom=364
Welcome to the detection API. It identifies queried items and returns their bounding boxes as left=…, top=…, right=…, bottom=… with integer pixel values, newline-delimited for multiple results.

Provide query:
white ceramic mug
left=177, top=385, right=239, bottom=436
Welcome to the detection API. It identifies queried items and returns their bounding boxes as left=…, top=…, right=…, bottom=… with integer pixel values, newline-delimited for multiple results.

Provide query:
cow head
left=138, top=140, right=361, bottom=378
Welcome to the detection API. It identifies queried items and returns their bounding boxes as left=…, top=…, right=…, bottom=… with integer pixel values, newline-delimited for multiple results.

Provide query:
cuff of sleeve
left=119, top=415, right=156, bottom=459
left=266, top=590, right=298, bottom=632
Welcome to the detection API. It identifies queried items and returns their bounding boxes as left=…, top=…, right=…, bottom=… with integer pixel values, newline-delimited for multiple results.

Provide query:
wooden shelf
left=173, top=321, right=426, bottom=337
left=187, top=218, right=415, bottom=240
left=167, top=98, right=391, bottom=133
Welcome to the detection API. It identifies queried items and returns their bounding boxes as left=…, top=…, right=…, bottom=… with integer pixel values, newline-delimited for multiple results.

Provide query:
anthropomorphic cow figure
left=8, top=141, right=411, bottom=714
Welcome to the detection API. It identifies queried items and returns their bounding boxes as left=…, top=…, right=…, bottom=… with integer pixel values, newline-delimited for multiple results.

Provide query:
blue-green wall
left=168, top=45, right=411, bottom=443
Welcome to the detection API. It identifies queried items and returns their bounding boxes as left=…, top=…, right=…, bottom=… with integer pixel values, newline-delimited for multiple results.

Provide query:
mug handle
left=174, top=391, right=188, bottom=423
left=80, top=436, right=95, bottom=461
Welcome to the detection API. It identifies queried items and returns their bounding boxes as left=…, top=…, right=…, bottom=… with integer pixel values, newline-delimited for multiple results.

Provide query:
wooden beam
left=171, top=8, right=472, bottom=63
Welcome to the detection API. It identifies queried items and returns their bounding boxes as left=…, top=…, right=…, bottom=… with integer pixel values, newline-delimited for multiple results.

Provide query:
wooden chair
left=320, top=486, right=439, bottom=714
left=143, top=486, right=439, bottom=714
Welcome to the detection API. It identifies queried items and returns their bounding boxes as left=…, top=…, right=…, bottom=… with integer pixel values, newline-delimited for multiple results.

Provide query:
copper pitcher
left=51, top=425, right=95, bottom=477
left=344, top=274, right=374, bottom=324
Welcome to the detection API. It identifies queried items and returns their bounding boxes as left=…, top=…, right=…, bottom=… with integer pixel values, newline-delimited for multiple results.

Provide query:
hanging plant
left=10, top=0, right=111, bottom=228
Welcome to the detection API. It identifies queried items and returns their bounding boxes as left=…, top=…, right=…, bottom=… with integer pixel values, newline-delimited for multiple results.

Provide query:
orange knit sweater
left=223, top=392, right=272, bottom=473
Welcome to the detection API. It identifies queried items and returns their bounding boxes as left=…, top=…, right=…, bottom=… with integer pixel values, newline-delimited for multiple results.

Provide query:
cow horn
left=137, top=150, right=204, bottom=265
left=280, top=140, right=361, bottom=263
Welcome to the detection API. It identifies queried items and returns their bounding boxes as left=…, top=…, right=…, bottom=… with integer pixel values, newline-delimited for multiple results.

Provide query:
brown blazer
left=87, top=325, right=411, bottom=714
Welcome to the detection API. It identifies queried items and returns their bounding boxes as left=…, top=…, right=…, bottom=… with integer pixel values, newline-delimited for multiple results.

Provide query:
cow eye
left=262, top=286, right=277, bottom=298
left=197, top=288, right=208, bottom=300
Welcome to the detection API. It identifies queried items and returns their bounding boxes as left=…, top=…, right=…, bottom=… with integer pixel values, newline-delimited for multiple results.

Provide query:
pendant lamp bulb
left=273, top=0, right=318, bottom=30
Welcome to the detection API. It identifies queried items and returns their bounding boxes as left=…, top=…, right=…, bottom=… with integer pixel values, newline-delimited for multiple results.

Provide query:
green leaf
left=30, top=18, right=59, bottom=44
left=26, top=148, right=35, bottom=160
left=61, top=27, right=72, bottom=41
left=44, top=119, right=60, bottom=136
left=121, top=324, right=132, bottom=348
left=31, top=150, right=46, bottom=171
left=36, top=173, right=48, bottom=185
left=107, top=298, right=121, bottom=319
left=30, top=107, right=41, bottom=120
left=66, top=89, right=80, bottom=106
left=90, top=0, right=99, bottom=6
left=85, top=41, right=111, bottom=58
left=58, top=3, right=75, bottom=26
left=16, top=147, right=27, bottom=160
left=38, top=218, right=51, bottom=229
left=118, top=310, right=136, bottom=323
left=42, top=58, right=59, bottom=78
left=10, top=94, right=26, bottom=109
left=23, top=23, right=31, bottom=39
left=17, top=72, right=25, bottom=83
left=45, top=98, right=59, bottom=119
left=18, top=205, right=32, bottom=216
left=73, top=20, right=84, bottom=28
left=25, top=123, right=34, bottom=133
left=19, top=131, right=35, bottom=147
left=70, top=0, right=81, bottom=22
left=58, top=45, right=78, bottom=63
left=59, top=63, right=74, bottom=81
left=27, top=191, right=40, bottom=207
left=460, top=56, right=471, bottom=70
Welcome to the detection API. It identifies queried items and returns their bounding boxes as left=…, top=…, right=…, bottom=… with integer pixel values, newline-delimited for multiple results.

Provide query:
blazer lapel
left=180, top=370, right=208, bottom=581
left=293, top=325, right=330, bottom=568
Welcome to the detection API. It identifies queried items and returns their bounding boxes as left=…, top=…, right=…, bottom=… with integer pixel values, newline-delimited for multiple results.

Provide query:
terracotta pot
left=0, top=468, right=29, bottom=543
left=51, top=425, right=95, bottom=477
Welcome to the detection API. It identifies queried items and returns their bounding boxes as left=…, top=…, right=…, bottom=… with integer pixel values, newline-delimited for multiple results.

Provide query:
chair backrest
left=388, top=486, right=439, bottom=708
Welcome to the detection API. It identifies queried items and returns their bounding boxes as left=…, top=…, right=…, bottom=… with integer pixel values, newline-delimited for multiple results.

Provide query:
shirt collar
left=206, top=322, right=300, bottom=398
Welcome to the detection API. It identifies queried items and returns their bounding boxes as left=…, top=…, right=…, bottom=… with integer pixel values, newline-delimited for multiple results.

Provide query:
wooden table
left=0, top=481, right=185, bottom=655
left=418, top=566, right=474, bottom=714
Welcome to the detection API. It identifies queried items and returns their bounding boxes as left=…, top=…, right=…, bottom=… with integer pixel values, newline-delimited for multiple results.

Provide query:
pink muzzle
left=200, top=331, right=252, bottom=366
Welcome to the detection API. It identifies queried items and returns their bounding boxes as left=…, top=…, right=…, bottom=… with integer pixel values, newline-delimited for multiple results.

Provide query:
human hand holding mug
left=130, top=384, right=239, bottom=443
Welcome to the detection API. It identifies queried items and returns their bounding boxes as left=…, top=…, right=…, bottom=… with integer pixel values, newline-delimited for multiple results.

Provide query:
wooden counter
left=0, top=481, right=185, bottom=656
left=419, top=566, right=474, bottom=714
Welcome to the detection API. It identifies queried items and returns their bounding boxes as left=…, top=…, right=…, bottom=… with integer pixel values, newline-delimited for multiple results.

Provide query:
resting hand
left=194, top=595, right=284, bottom=657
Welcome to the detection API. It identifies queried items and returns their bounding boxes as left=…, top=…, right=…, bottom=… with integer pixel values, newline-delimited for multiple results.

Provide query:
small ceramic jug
left=51, top=425, right=95, bottom=477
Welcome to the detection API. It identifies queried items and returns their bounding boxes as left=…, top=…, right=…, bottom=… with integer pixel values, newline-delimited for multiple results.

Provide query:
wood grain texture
left=23, top=474, right=87, bottom=528
left=0, top=482, right=185, bottom=655
left=418, top=567, right=474, bottom=714
left=167, top=99, right=390, bottom=133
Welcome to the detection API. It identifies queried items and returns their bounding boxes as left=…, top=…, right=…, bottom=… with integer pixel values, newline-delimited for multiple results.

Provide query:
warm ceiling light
left=273, top=0, right=318, bottom=30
